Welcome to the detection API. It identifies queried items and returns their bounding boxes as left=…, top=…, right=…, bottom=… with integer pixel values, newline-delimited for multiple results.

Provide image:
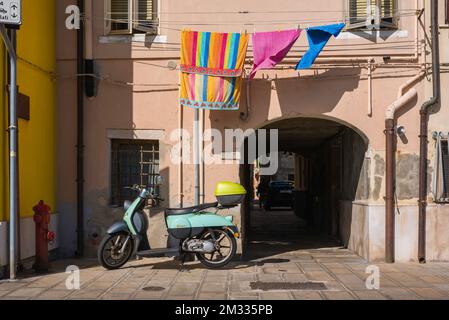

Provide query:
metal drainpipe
left=76, top=0, right=85, bottom=256
left=418, top=0, right=440, bottom=264
left=385, top=88, right=418, bottom=263
left=0, top=25, right=18, bottom=280
left=178, top=107, right=184, bottom=207
left=240, top=73, right=251, bottom=121
left=9, top=29, right=21, bottom=271
left=385, top=116, right=396, bottom=264
left=384, top=65, right=425, bottom=264
left=201, top=109, right=205, bottom=204
left=194, top=109, right=200, bottom=206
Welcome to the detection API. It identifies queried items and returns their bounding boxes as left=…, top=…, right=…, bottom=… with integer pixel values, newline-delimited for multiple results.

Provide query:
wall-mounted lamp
left=396, top=125, right=406, bottom=136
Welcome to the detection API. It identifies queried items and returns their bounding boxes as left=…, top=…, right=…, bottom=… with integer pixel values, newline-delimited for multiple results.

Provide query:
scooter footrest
left=136, top=248, right=179, bottom=258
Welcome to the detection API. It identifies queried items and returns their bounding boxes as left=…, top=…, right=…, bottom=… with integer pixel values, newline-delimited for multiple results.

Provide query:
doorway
left=240, top=117, right=368, bottom=260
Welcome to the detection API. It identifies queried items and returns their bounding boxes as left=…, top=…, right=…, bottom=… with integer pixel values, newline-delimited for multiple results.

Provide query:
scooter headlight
left=123, top=200, right=132, bottom=211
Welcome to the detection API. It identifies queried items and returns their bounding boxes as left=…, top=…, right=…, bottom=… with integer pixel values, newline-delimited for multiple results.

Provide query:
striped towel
left=180, top=30, right=249, bottom=110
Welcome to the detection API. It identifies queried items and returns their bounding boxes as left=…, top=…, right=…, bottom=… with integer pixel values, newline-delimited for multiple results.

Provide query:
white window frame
left=104, top=0, right=159, bottom=35
left=432, top=132, right=449, bottom=203
left=346, top=0, right=398, bottom=30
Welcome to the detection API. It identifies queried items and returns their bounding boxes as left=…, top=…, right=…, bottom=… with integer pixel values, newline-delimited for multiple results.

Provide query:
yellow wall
left=0, top=0, right=56, bottom=221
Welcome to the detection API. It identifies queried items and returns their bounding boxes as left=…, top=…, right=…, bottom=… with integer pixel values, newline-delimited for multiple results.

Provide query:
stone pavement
left=2, top=207, right=449, bottom=300
left=1, top=247, right=449, bottom=300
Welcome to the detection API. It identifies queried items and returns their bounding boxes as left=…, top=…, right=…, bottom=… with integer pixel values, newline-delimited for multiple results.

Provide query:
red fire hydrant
left=33, top=200, right=54, bottom=272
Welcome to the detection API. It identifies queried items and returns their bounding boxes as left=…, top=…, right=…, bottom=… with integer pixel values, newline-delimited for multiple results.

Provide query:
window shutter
left=110, top=0, right=131, bottom=33
left=135, top=0, right=158, bottom=34
left=379, top=0, right=395, bottom=26
left=380, top=0, right=394, bottom=18
left=138, top=0, right=154, bottom=21
left=433, top=133, right=449, bottom=202
left=441, top=140, right=449, bottom=199
left=349, top=0, right=369, bottom=25
left=347, top=0, right=396, bottom=29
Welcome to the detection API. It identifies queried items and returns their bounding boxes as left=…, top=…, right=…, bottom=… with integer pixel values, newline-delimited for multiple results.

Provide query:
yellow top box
left=214, top=182, right=247, bottom=197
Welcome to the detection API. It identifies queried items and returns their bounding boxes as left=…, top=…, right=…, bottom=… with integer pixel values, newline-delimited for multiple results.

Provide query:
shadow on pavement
left=243, top=205, right=346, bottom=261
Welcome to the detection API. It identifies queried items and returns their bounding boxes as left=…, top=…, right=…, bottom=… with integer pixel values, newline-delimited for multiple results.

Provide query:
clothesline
left=104, top=15, right=416, bottom=25
left=53, top=66, right=436, bottom=91
left=104, top=9, right=417, bottom=15
left=99, top=10, right=418, bottom=31
left=109, top=13, right=417, bottom=25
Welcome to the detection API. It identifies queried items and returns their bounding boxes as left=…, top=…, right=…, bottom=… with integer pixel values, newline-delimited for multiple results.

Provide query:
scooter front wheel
left=196, top=229, right=237, bottom=269
left=98, top=232, right=134, bottom=270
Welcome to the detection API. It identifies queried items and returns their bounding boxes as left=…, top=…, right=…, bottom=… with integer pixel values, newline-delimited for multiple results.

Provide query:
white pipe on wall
left=385, top=88, right=418, bottom=120
left=178, top=107, right=184, bottom=207
left=397, top=66, right=426, bottom=99
left=367, top=58, right=374, bottom=117
left=200, top=108, right=205, bottom=204
left=385, top=67, right=425, bottom=120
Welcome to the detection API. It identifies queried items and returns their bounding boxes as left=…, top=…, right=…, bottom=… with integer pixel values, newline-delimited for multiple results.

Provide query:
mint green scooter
left=98, top=181, right=246, bottom=269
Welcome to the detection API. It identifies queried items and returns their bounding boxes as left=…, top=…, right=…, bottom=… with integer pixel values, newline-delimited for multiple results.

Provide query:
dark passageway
left=241, top=117, right=369, bottom=259
left=245, top=205, right=342, bottom=260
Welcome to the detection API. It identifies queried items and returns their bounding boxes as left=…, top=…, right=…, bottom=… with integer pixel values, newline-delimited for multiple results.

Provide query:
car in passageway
left=262, top=181, right=295, bottom=210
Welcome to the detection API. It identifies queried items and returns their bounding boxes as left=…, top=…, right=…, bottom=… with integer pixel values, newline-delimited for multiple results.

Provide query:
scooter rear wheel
left=98, top=232, right=134, bottom=270
left=196, top=229, right=237, bottom=269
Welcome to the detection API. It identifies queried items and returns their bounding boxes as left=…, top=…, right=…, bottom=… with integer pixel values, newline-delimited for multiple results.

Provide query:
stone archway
left=240, top=115, right=370, bottom=260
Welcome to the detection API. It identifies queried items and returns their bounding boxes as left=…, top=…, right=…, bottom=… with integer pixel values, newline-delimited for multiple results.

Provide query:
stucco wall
left=55, top=0, right=449, bottom=262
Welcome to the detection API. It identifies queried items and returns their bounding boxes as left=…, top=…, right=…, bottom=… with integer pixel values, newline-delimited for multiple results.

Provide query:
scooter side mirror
left=156, top=176, right=165, bottom=185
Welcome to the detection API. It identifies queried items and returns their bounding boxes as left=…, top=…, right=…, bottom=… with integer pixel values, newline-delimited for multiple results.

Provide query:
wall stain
left=396, top=154, right=420, bottom=200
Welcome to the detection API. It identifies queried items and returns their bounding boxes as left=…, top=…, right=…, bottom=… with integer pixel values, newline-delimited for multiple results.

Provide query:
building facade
left=0, top=0, right=58, bottom=271
left=56, top=0, right=449, bottom=262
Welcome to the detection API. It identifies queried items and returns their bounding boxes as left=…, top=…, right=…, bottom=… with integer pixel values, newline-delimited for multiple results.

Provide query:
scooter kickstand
left=179, top=254, right=188, bottom=273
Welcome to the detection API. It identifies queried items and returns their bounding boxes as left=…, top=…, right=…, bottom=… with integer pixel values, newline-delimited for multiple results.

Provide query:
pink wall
left=56, top=0, right=447, bottom=259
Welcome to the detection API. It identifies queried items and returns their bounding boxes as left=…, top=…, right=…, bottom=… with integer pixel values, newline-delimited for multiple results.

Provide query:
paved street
left=1, top=208, right=449, bottom=300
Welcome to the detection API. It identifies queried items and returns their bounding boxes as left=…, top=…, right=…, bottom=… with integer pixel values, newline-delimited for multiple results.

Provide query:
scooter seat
left=165, top=202, right=218, bottom=216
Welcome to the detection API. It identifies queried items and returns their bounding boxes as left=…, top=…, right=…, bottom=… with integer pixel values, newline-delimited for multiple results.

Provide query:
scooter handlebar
left=124, top=185, right=164, bottom=201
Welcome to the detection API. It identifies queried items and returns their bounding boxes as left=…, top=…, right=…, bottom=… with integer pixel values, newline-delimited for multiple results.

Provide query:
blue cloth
left=296, top=23, right=345, bottom=70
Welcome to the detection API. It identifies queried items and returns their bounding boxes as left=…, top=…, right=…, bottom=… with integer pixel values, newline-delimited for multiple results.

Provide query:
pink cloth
left=250, top=29, right=301, bottom=79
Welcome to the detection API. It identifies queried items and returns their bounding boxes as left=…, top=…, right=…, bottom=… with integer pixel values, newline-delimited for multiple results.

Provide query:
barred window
left=106, top=0, right=158, bottom=35
left=432, top=132, right=449, bottom=203
left=110, top=139, right=160, bottom=206
left=348, top=0, right=397, bottom=30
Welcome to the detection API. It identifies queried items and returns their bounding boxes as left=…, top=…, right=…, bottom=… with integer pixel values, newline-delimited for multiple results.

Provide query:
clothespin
left=297, top=24, right=301, bottom=31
